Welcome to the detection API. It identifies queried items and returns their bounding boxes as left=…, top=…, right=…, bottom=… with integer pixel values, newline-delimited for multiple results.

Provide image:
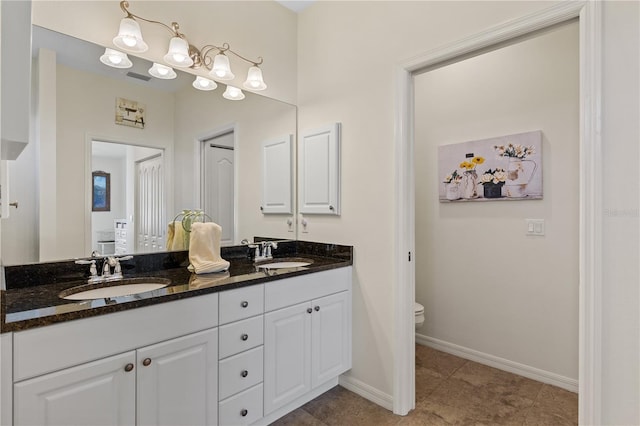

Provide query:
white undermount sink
left=60, top=278, right=171, bottom=301
left=256, top=259, right=313, bottom=269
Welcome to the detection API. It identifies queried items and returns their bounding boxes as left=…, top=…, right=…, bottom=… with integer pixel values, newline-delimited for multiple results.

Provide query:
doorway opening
left=393, top=3, right=602, bottom=423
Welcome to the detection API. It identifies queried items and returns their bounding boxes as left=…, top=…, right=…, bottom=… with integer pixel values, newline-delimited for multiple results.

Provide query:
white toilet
left=414, top=302, right=425, bottom=329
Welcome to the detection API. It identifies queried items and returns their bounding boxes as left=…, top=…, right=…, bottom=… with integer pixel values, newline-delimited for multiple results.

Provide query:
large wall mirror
left=1, top=25, right=297, bottom=266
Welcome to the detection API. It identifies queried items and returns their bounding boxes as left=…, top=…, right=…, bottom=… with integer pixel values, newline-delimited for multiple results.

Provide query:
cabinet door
left=311, top=291, right=351, bottom=387
left=264, top=302, right=312, bottom=414
left=137, top=328, right=218, bottom=426
left=14, top=351, right=136, bottom=426
left=261, top=134, right=293, bottom=214
left=299, top=123, right=341, bottom=215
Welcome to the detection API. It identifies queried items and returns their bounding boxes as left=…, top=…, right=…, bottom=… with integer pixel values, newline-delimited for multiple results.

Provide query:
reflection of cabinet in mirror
left=261, top=135, right=293, bottom=215
left=299, top=123, right=341, bottom=215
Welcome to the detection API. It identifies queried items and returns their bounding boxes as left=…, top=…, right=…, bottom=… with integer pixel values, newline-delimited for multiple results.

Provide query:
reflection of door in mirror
left=202, top=132, right=234, bottom=246
left=91, top=141, right=165, bottom=256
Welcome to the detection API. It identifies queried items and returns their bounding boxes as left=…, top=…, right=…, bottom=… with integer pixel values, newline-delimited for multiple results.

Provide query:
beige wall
left=414, top=22, right=579, bottom=380
left=173, top=87, right=296, bottom=242
left=297, top=0, right=560, bottom=400
left=54, top=64, right=175, bottom=260
left=32, top=1, right=298, bottom=104
left=298, top=2, right=639, bottom=422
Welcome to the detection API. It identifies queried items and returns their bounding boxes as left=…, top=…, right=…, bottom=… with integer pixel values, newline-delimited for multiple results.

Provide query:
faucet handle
left=75, top=260, right=98, bottom=279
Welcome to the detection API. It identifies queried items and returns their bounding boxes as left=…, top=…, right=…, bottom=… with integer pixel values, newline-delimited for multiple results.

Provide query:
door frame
left=193, top=124, right=238, bottom=244
left=393, top=2, right=602, bottom=424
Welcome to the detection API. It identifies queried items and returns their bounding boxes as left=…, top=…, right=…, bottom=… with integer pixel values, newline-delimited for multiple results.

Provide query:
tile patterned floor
left=270, top=345, right=578, bottom=425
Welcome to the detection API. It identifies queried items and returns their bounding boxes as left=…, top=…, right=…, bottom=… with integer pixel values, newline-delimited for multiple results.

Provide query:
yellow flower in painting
left=459, top=161, right=470, bottom=169
left=472, top=156, right=485, bottom=165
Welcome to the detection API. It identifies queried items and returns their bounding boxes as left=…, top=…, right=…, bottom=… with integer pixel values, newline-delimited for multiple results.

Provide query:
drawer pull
left=241, top=370, right=248, bottom=378
left=307, top=308, right=312, bottom=314
left=314, top=305, right=320, bottom=312
left=241, top=301, right=249, bottom=308
left=241, top=333, right=249, bottom=341
left=241, top=409, right=248, bottom=417
left=142, top=358, right=152, bottom=367
left=124, top=363, right=134, bottom=372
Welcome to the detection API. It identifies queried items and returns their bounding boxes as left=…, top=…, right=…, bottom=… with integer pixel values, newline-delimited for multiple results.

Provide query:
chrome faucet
left=76, top=255, right=133, bottom=283
left=251, top=241, right=278, bottom=262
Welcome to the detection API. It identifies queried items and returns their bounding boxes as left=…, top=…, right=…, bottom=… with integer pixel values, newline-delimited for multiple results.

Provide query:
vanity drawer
left=219, top=284, right=264, bottom=325
left=219, top=315, right=264, bottom=359
left=218, top=346, right=263, bottom=400
left=219, top=383, right=263, bottom=426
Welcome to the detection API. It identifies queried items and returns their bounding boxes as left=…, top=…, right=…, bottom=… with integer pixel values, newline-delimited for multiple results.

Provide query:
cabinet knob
left=260, top=206, right=264, bottom=211
left=124, top=363, right=134, bottom=372
left=241, top=301, right=249, bottom=308
left=241, top=409, right=248, bottom=417
left=241, top=333, right=249, bottom=341
left=241, top=370, right=248, bottom=378
left=142, top=358, right=152, bottom=367
left=314, top=305, right=320, bottom=312
left=329, top=205, right=334, bottom=211
left=307, top=307, right=312, bottom=314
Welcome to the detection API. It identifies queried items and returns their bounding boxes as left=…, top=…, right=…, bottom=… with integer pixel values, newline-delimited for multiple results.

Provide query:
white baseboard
left=338, top=373, right=394, bottom=411
left=415, top=333, right=578, bottom=393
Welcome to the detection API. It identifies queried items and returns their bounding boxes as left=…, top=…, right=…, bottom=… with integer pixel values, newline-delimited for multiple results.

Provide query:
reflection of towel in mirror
left=187, top=222, right=230, bottom=274
left=167, top=221, right=188, bottom=251
left=188, top=271, right=231, bottom=289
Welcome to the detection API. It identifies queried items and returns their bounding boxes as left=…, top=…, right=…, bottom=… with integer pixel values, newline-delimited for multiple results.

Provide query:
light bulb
left=192, top=76, right=217, bottom=91
left=222, top=85, right=245, bottom=100
left=148, top=63, right=177, bottom=79
left=100, top=48, right=133, bottom=69
left=123, top=36, right=137, bottom=47
left=243, top=66, right=267, bottom=91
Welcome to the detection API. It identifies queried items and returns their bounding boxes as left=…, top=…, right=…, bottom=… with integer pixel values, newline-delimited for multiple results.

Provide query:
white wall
left=173, top=87, right=296, bottom=242
left=91, top=156, right=126, bottom=252
left=600, top=1, right=640, bottom=423
left=31, top=0, right=298, bottom=104
left=52, top=64, right=174, bottom=260
left=297, top=0, right=561, bottom=401
left=414, top=22, right=578, bottom=381
left=298, top=2, right=639, bottom=422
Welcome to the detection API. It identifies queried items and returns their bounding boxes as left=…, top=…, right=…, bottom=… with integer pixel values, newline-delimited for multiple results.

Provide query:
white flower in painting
left=444, top=174, right=453, bottom=183
left=494, top=170, right=507, bottom=182
left=480, top=173, right=493, bottom=183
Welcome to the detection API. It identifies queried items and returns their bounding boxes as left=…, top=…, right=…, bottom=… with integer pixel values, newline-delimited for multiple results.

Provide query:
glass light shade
left=210, top=54, right=234, bottom=81
left=222, top=85, right=245, bottom=101
left=192, top=76, right=217, bottom=91
left=148, top=63, right=177, bottom=79
left=242, top=66, right=267, bottom=91
left=163, top=37, right=194, bottom=67
left=99, top=48, right=133, bottom=69
left=113, top=17, right=148, bottom=53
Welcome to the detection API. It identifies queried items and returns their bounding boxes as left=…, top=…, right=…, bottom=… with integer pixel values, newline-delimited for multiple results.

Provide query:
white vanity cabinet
left=12, top=293, right=220, bottom=426
left=14, top=351, right=137, bottom=426
left=218, top=284, right=265, bottom=426
left=14, top=328, right=218, bottom=426
left=264, top=267, right=352, bottom=415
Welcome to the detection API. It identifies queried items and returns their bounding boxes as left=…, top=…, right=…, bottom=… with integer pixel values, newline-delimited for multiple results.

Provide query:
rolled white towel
left=187, top=222, right=230, bottom=274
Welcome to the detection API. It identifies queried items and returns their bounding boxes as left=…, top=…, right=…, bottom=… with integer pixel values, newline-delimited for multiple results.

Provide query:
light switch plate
left=525, top=219, right=545, bottom=236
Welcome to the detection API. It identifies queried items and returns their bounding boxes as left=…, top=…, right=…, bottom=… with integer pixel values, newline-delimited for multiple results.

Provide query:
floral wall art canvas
left=438, top=130, right=543, bottom=202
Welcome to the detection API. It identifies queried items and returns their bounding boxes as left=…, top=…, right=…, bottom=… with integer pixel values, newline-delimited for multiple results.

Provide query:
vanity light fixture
left=111, top=1, right=267, bottom=96
left=222, top=85, right=245, bottom=101
left=148, top=62, right=177, bottom=79
left=99, top=48, right=133, bottom=69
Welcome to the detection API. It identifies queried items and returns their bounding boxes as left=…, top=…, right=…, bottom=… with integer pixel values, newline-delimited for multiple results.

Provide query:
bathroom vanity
left=0, top=241, right=352, bottom=426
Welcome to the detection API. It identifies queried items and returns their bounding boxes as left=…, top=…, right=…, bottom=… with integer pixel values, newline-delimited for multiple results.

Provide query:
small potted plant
left=479, top=168, right=507, bottom=198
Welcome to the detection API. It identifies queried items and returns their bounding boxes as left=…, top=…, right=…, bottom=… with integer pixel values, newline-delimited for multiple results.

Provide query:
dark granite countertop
left=1, top=240, right=352, bottom=333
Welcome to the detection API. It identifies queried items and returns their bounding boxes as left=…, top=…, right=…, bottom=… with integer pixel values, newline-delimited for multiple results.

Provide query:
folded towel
left=167, top=221, right=188, bottom=251
left=188, top=271, right=231, bottom=289
left=187, top=222, right=230, bottom=274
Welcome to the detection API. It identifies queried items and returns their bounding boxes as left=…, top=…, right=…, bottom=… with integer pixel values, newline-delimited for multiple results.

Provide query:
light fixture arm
left=118, top=0, right=263, bottom=69
left=120, top=1, right=184, bottom=38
